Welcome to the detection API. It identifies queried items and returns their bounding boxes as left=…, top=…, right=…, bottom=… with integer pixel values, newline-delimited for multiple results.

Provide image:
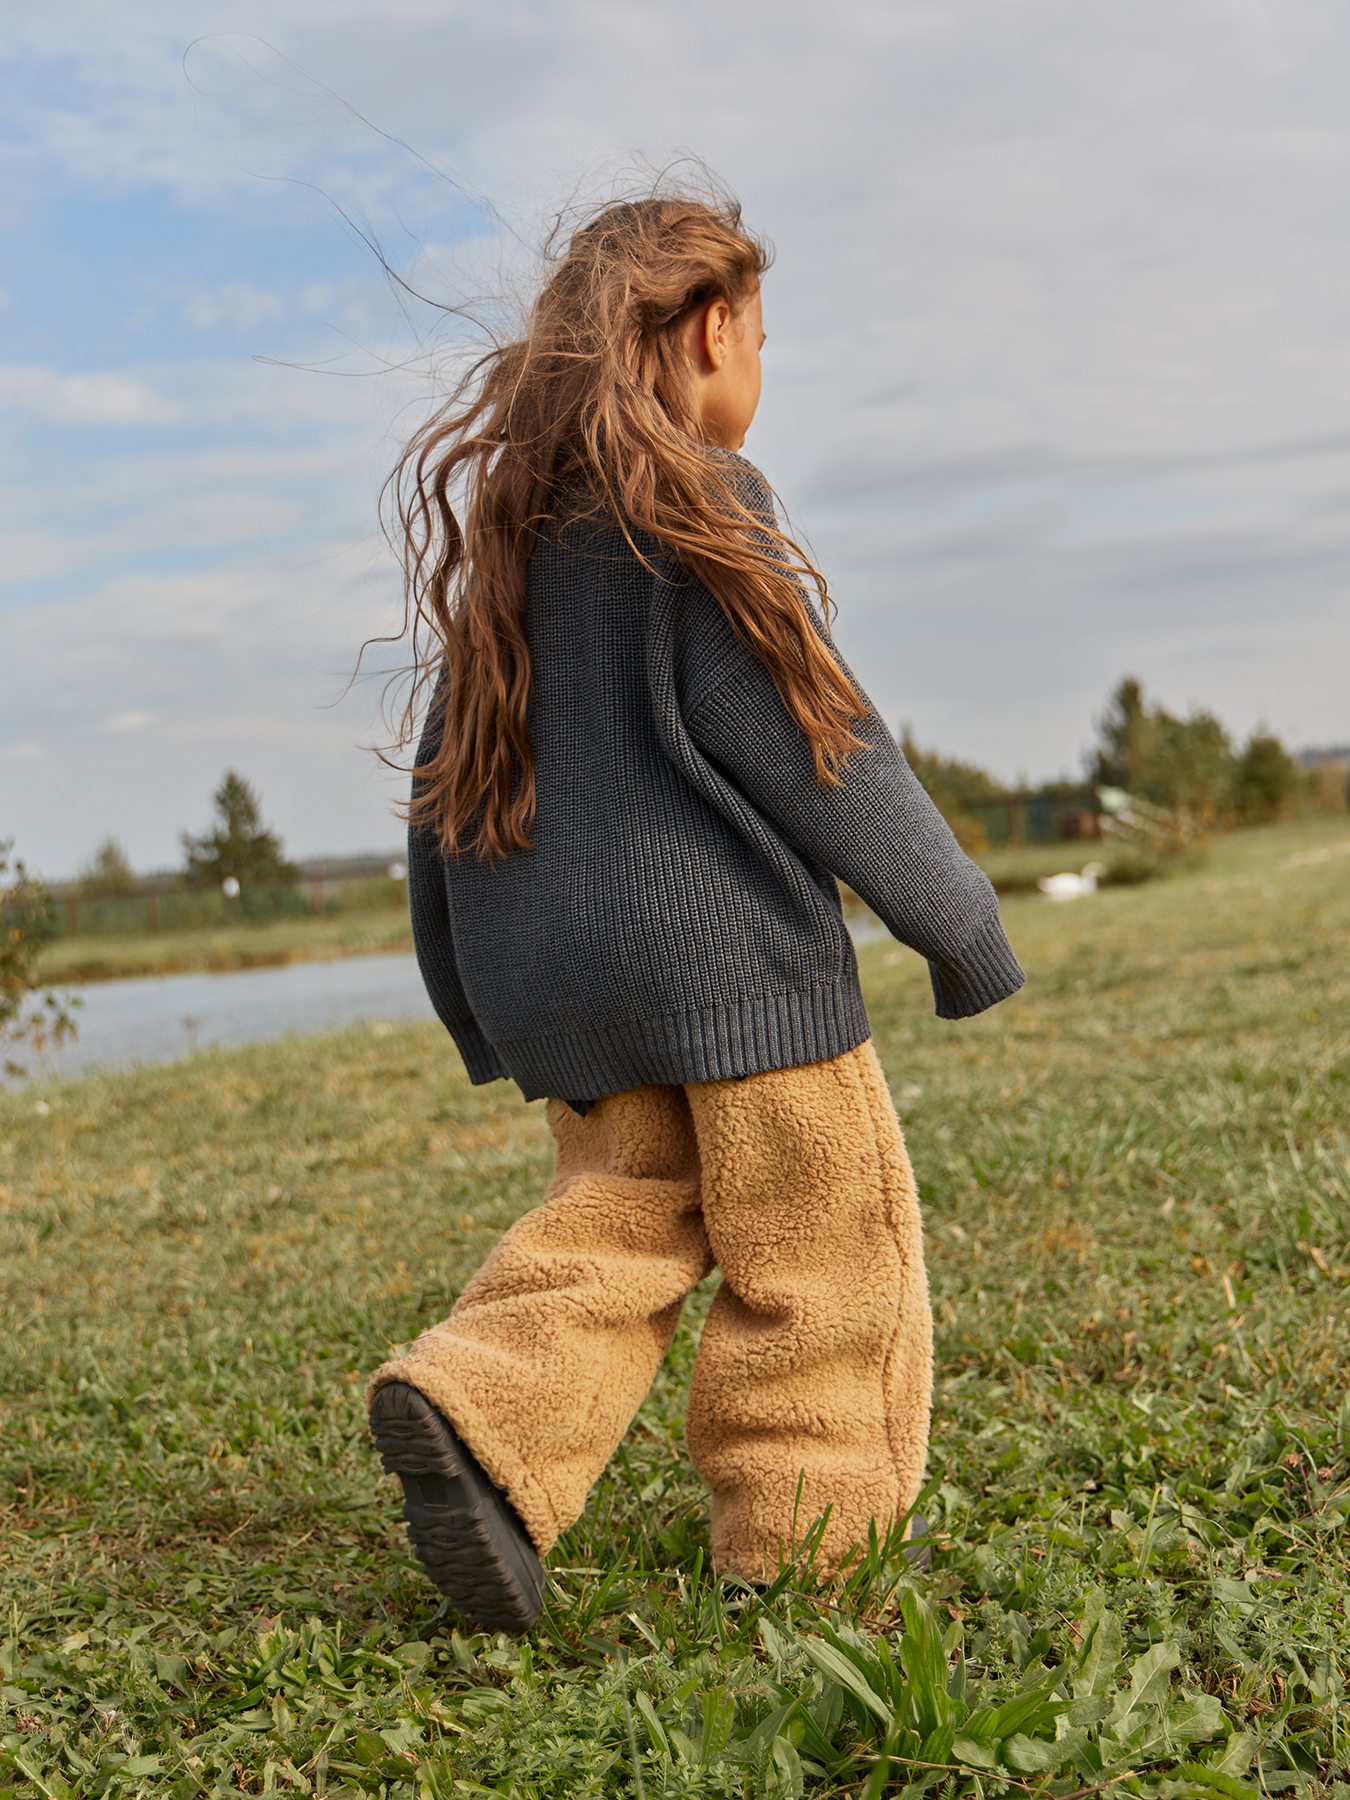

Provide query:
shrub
left=1232, top=732, right=1308, bottom=823
left=0, top=841, right=77, bottom=1075
left=326, top=875, right=410, bottom=915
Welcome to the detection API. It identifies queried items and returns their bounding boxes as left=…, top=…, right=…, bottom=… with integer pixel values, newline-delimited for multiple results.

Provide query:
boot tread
left=368, top=1381, right=544, bottom=1633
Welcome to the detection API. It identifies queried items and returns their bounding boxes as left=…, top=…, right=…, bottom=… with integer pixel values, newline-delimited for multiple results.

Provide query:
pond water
left=16, top=953, right=437, bottom=1086
left=12, top=912, right=890, bottom=1088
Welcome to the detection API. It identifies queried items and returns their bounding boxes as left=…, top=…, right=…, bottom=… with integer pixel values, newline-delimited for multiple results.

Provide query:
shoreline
left=41, top=931, right=415, bottom=988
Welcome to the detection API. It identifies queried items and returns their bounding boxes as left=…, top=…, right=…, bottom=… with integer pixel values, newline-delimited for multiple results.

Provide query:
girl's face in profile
left=687, top=285, right=765, bottom=452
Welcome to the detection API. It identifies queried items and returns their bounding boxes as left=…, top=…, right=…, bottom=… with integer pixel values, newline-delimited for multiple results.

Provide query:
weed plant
left=2, top=817, right=1348, bottom=1798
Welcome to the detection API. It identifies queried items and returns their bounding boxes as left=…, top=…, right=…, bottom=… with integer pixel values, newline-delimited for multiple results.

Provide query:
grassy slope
left=2, top=816, right=1348, bottom=1797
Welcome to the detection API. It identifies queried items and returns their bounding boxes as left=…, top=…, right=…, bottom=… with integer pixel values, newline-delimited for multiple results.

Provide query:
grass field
left=3, top=817, right=1348, bottom=1799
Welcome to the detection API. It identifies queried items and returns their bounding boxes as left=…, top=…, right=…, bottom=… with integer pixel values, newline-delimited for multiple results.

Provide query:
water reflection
left=17, top=953, right=436, bottom=1084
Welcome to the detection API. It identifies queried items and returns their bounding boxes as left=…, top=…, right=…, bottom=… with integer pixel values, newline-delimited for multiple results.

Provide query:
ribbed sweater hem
left=482, top=977, right=873, bottom=1104
left=446, top=1022, right=510, bottom=1086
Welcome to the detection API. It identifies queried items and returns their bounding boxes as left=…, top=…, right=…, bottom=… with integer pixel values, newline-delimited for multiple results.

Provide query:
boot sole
left=368, top=1381, right=545, bottom=1632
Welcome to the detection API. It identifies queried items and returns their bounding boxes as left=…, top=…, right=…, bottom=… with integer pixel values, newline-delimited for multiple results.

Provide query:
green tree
left=1089, top=679, right=1235, bottom=822
left=76, top=837, right=138, bottom=897
left=1233, top=732, right=1307, bottom=822
left=1146, top=708, right=1234, bottom=820
left=1090, top=677, right=1154, bottom=791
left=182, top=772, right=297, bottom=886
left=1, top=841, right=77, bottom=1076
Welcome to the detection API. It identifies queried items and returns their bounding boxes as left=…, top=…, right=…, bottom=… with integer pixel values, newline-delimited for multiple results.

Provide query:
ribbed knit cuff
left=450, top=1022, right=510, bottom=1086
left=928, top=914, right=1026, bottom=1019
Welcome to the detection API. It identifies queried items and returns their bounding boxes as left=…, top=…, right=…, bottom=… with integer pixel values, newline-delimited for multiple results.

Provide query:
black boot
left=368, top=1382, right=545, bottom=1633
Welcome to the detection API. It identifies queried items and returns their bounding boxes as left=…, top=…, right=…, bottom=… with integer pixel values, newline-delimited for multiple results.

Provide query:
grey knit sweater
left=409, top=459, right=1024, bottom=1107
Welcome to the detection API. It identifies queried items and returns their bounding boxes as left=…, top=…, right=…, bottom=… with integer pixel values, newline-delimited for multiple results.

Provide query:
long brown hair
left=392, top=187, right=864, bottom=859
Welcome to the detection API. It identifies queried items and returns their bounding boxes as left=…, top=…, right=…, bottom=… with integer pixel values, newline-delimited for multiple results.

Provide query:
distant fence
left=48, top=870, right=409, bottom=938
left=966, top=788, right=1101, bottom=849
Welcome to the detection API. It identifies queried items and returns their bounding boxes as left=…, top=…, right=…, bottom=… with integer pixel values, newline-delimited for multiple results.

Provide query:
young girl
left=366, top=192, right=1024, bottom=1632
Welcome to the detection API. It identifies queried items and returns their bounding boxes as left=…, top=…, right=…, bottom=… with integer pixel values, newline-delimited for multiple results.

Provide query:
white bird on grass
left=1037, top=862, right=1107, bottom=902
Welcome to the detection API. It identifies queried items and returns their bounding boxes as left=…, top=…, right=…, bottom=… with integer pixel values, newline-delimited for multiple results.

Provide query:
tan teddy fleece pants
left=368, top=1039, right=932, bottom=1580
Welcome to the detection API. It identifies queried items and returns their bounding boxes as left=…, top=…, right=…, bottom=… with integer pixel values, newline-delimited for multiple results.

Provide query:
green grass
left=3, top=815, right=1349, bottom=1798
left=35, top=910, right=414, bottom=987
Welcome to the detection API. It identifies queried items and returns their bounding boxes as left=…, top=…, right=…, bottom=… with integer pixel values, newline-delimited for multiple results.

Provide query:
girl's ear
left=700, top=298, right=733, bottom=372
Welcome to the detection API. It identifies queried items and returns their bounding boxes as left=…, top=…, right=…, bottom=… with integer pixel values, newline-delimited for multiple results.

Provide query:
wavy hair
left=391, top=188, right=864, bottom=859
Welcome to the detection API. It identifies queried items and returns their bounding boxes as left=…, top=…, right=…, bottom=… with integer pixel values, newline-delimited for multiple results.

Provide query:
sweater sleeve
left=407, top=700, right=509, bottom=1085
left=678, top=551, right=1025, bottom=1019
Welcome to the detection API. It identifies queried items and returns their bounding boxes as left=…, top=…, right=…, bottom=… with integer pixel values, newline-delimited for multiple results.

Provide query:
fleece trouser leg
left=683, top=1040, right=932, bottom=1579
left=366, top=1041, right=932, bottom=1574
left=367, top=1083, right=713, bottom=1556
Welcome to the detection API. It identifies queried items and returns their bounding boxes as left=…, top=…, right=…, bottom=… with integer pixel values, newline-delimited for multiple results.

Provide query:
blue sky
left=3, top=1, right=1348, bottom=876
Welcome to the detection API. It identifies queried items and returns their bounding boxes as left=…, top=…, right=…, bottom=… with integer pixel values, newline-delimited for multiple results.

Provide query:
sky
left=2, top=0, right=1348, bottom=878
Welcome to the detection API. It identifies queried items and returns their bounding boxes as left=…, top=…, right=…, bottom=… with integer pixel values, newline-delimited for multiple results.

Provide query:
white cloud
left=1, top=456, right=382, bottom=598
left=0, top=351, right=405, bottom=594
left=3, top=740, right=44, bottom=762
left=176, top=275, right=382, bottom=345
left=183, top=282, right=287, bottom=333
left=0, top=365, right=179, bottom=426
left=106, top=711, right=154, bottom=732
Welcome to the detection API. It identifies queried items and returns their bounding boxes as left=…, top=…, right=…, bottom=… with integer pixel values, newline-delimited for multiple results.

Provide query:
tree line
left=905, top=676, right=1321, bottom=848
left=74, top=771, right=297, bottom=898
left=68, top=689, right=1326, bottom=901
left=1088, top=678, right=1308, bottom=823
